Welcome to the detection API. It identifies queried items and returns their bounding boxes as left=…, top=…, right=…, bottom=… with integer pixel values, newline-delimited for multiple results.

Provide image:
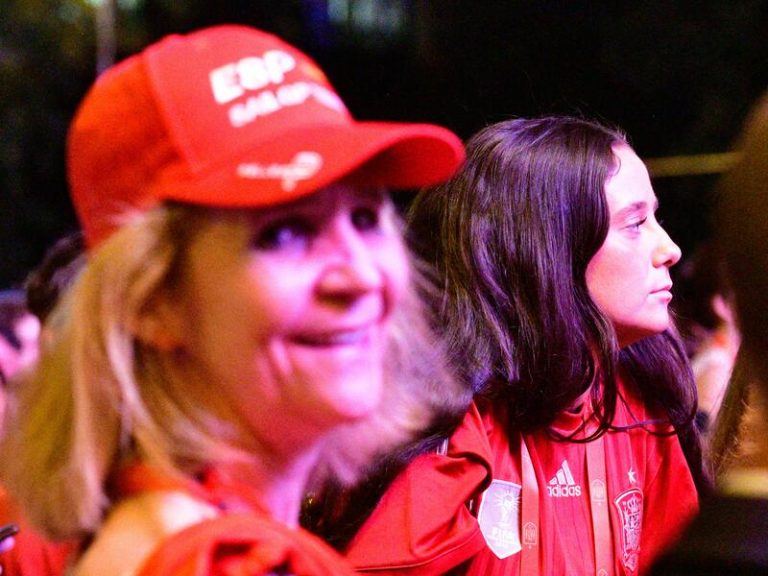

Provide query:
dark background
left=2, top=0, right=768, bottom=290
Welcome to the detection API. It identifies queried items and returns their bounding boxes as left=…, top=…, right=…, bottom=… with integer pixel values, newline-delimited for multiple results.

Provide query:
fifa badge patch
left=614, top=488, right=643, bottom=574
left=477, top=479, right=522, bottom=559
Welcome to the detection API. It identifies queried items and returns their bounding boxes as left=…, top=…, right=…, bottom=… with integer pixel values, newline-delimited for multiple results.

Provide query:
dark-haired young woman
left=323, top=117, right=708, bottom=576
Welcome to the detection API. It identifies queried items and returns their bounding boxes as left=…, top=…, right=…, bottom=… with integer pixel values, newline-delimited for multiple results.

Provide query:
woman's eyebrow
left=614, top=200, right=648, bottom=219
left=615, top=195, right=659, bottom=218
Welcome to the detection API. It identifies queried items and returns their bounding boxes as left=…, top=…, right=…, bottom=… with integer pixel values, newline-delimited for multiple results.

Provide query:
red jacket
left=345, top=379, right=698, bottom=576
left=138, top=513, right=358, bottom=576
left=0, top=486, right=77, bottom=576
left=119, top=465, right=359, bottom=576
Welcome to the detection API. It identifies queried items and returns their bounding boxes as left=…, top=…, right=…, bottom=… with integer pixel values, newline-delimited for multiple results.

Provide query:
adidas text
left=546, top=484, right=582, bottom=497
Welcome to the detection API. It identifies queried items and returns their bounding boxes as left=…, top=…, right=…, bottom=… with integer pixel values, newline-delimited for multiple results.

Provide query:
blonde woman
left=0, top=25, right=466, bottom=576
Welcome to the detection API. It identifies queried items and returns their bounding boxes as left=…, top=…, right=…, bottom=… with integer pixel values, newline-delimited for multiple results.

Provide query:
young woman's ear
left=131, top=293, right=187, bottom=353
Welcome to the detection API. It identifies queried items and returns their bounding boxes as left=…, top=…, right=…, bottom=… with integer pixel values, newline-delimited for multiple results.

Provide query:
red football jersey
left=345, top=376, right=698, bottom=576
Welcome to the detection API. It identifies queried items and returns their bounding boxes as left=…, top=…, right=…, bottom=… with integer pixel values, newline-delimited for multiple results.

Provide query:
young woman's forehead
left=605, top=147, right=656, bottom=207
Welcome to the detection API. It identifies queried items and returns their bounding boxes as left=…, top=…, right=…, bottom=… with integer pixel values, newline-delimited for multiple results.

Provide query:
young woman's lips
left=650, top=284, right=673, bottom=299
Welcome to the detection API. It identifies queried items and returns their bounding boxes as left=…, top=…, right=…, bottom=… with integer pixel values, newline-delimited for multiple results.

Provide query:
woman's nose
left=654, top=225, right=682, bottom=268
left=315, top=223, right=382, bottom=298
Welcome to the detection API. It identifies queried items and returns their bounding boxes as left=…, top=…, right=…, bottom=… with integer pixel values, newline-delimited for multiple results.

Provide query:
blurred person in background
left=0, top=290, right=37, bottom=571
left=651, top=89, right=768, bottom=575
left=0, top=232, right=85, bottom=576
left=0, top=290, right=40, bottom=382
left=673, top=240, right=739, bottom=433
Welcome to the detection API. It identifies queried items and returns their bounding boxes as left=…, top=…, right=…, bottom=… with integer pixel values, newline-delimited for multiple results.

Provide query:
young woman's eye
left=628, top=217, right=648, bottom=231
left=351, top=206, right=381, bottom=232
left=252, top=219, right=312, bottom=251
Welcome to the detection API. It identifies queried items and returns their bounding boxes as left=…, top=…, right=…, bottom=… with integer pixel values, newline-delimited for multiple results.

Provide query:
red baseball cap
left=68, top=25, right=465, bottom=247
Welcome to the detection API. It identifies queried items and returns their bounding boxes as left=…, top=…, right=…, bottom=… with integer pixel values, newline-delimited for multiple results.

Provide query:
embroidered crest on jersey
left=522, top=521, right=538, bottom=549
left=590, top=478, right=607, bottom=504
left=614, top=488, right=643, bottom=574
left=547, top=459, right=582, bottom=497
left=477, top=479, right=522, bottom=558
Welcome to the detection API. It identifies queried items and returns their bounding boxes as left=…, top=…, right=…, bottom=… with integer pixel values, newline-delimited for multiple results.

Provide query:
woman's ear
left=131, top=292, right=187, bottom=353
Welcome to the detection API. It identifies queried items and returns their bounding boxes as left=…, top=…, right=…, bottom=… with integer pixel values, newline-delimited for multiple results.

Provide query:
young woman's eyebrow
left=614, top=197, right=659, bottom=220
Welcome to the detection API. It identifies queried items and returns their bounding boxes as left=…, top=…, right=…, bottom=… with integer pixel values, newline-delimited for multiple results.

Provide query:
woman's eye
left=252, top=219, right=312, bottom=250
left=628, top=217, right=648, bottom=231
left=351, top=206, right=381, bottom=232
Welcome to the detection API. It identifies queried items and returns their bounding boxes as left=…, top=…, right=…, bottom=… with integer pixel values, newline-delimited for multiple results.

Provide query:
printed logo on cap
left=208, top=50, right=346, bottom=129
left=237, top=152, right=323, bottom=191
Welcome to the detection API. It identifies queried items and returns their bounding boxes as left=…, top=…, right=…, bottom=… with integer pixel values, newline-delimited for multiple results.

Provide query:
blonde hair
left=0, top=203, right=465, bottom=540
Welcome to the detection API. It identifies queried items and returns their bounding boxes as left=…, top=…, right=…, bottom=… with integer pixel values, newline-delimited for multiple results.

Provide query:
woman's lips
left=292, top=327, right=374, bottom=347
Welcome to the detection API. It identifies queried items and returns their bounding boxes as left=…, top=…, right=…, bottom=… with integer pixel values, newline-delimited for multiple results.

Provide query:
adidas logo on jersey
left=546, top=460, right=582, bottom=497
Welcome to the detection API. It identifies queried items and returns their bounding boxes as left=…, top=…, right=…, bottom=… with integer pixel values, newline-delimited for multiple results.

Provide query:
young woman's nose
left=653, top=225, right=682, bottom=268
left=315, top=222, right=382, bottom=298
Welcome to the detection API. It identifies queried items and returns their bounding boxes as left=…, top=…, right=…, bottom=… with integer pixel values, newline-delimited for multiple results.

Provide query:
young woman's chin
left=615, top=317, right=670, bottom=348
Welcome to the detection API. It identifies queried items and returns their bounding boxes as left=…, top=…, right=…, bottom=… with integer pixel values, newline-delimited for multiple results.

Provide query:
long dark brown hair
left=408, top=116, right=705, bottom=486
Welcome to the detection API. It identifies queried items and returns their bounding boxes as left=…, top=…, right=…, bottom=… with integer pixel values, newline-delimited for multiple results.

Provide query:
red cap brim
left=151, top=121, right=464, bottom=207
